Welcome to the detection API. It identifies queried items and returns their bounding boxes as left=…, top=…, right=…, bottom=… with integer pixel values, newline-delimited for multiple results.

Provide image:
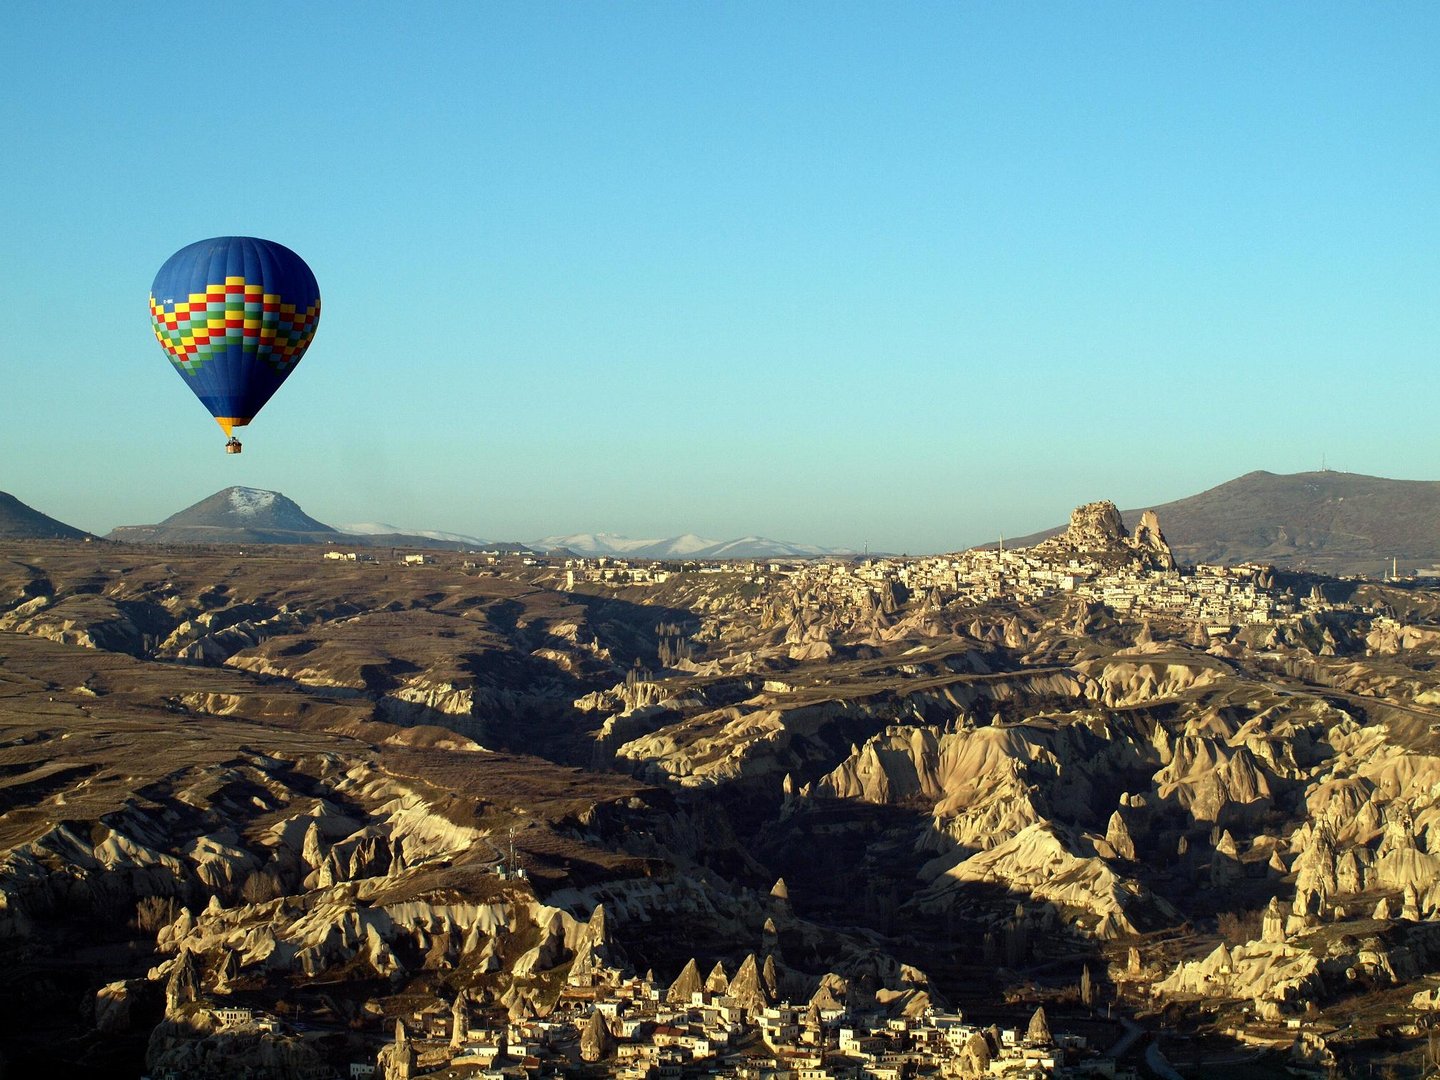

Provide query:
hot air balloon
left=149, top=236, right=321, bottom=453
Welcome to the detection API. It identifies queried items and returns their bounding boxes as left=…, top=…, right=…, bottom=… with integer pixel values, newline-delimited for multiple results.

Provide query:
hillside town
left=165, top=938, right=1122, bottom=1080
left=555, top=501, right=1363, bottom=633
left=371, top=976, right=1111, bottom=1080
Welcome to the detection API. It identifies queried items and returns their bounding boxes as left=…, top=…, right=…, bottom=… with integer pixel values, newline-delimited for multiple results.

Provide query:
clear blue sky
left=3, top=2, right=1436, bottom=552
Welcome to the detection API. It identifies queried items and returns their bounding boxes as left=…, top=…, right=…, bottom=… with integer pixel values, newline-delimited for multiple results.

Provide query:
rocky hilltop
left=1029, top=500, right=1174, bottom=570
left=109, top=486, right=340, bottom=546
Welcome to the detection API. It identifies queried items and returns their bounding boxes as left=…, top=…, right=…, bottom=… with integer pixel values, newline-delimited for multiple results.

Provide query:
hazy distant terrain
left=22, top=470, right=1440, bottom=572
left=101, top=487, right=853, bottom=558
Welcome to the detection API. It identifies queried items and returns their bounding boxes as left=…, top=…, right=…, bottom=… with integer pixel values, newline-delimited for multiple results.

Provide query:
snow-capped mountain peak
left=143, top=487, right=337, bottom=538
left=228, top=487, right=277, bottom=517
left=337, top=522, right=492, bottom=546
left=533, top=532, right=854, bottom=559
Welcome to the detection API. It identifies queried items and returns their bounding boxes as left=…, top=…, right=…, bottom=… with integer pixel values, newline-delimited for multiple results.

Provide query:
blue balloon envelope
left=149, top=236, right=321, bottom=441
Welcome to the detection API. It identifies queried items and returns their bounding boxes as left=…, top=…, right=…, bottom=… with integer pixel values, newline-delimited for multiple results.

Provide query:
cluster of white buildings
left=565, top=558, right=674, bottom=588
left=553, top=541, right=1327, bottom=633
left=381, top=969, right=1123, bottom=1080
left=1067, top=563, right=1295, bottom=628
left=771, top=551, right=1299, bottom=631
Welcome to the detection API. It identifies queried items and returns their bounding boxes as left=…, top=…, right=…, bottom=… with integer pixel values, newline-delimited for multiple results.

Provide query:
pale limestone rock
left=1029, top=501, right=1174, bottom=570
left=165, top=948, right=200, bottom=1017
left=1403, top=883, right=1422, bottom=921
left=727, top=953, right=771, bottom=1013
left=1412, top=986, right=1440, bottom=1010
left=375, top=1019, right=415, bottom=1080
left=566, top=904, right=617, bottom=986
left=301, top=820, right=327, bottom=871
left=704, top=960, right=728, bottom=995
left=474, top=934, right=503, bottom=974
left=1262, top=898, right=1287, bottom=943
left=1211, top=942, right=1233, bottom=974
left=762, top=916, right=779, bottom=951
left=215, top=948, right=240, bottom=993
left=1287, top=890, right=1322, bottom=936
left=958, top=1031, right=991, bottom=1077
left=1105, top=810, right=1136, bottom=861
left=145, top=1013, right=326, bottom=1078
left=1025, top=1005, right=1052, bottom=1046
left=667, top=958, right=702, bottom=1003
left=580, top=1008, right=614, bottom=1062
left=450, top=990, right=470, bottom=1050
left=1291, top=1029, right=1336, bottom=1069
left=1159, top=937, right=1325, bottom=1014
left=512, top=912, right=565, bottom=977
left=1096, top=912, right=1128, bottom=940
left=809, top=975, right=846, bottom=1012
left=1132, top=510, right=1176, bottom=570
left=157, top=907, right=195, bottom=954
left=921, top=821, right=1175, bottom=935
left=364, top=922, right=399, bottom=976
left=875, top=986, right=931, bottom=1016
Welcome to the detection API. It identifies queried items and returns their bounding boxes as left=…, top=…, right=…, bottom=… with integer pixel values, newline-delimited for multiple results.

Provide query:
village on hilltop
left=552, top=501, right=1374, bottom=636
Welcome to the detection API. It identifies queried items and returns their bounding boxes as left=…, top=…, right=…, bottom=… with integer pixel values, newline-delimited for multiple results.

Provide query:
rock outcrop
left=580, top=1008, right=615, bottom=1062
left=376, top=1019, right=415, bottom=1080
left=667, top=958, right=703, bottom=1004
left=1025, top=1005, right=1052, bottom=1045
left=727, top=953, right=772, bottom=1013
left=1031, top=501, right=1175, bottom=570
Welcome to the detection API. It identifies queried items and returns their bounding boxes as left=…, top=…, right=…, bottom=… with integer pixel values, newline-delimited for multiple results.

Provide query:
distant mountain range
left=338, top=522, right=492, bottom=547
left=100, top=489, right=858, bottom=557
left=101, top=489, right=503, bottom=550
left=1010, top=470, right=1440, bottom=575
left=531, top=532, right=857, bottom=560
left=7, top=471, right=1440, bottom=575
left=0, top=491, right=865, bottom=557
left=0, top=491, right=91, bottom=541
